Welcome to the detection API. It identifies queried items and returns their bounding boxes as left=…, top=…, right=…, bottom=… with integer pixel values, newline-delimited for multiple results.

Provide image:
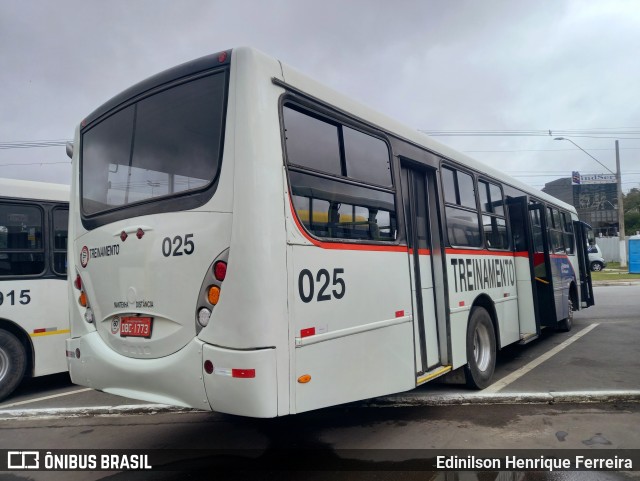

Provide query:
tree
left=624, top=188, right=640, bottom=234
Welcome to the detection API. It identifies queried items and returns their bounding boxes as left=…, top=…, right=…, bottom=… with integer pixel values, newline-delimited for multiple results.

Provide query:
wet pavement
left=0, top=284, right=638, bottom=480
left=1, top=403, right=639, bottom=480
left=1, top=284, right=639, bottom=415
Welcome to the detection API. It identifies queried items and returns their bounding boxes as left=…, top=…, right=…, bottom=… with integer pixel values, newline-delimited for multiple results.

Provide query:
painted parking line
left=483, top=323, right=600, bottom=393
left=0, top=388, right=93, bottom=409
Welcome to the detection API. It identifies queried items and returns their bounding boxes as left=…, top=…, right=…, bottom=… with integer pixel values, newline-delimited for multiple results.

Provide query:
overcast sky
left=1, top=0, right=639, bottom=192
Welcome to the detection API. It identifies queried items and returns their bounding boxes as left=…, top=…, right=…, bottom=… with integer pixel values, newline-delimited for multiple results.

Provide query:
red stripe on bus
left=33, top=328, right=46, bottom=334
left=408, top=248, right=432, bottom=255
left=533, top=252, right=570, bottom=266
left=446, top=248, right=529, bottom=258
left=313, top=242, right=408, bottom=252
left=287, top=200, right=548, bottom=260
left=288, top=197, right=408, bottom=253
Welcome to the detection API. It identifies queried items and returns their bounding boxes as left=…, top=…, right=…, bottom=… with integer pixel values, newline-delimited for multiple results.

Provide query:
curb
left=367, top=390, right=640, bottom=407
left=0, top=404, right=203, bottom=420
left=1, top=391, right=640, bottom=419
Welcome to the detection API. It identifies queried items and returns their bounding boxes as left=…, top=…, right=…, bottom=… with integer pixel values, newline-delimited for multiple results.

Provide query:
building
left=542, top=173, right=618, bottom=236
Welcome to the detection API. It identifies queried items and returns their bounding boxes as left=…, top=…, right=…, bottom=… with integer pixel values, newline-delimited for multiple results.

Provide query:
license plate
left=119, top=316, right=153, bottom=338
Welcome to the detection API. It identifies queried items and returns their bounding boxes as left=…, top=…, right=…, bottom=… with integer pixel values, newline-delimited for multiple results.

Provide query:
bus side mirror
left=66, top=142, right=74, bottom=159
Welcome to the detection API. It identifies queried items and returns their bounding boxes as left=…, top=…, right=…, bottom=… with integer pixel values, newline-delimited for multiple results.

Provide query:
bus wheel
left=464, top=307, right=496, bottom=390
left=557, top=297, right=574, bottom=332
left=0, top=330, right=27, bottom=402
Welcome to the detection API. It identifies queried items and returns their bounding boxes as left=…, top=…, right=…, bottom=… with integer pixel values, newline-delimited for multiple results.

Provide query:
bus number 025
left=298, top=268, right=345, bottom=303
left=162, top=234, right=195, bottom=257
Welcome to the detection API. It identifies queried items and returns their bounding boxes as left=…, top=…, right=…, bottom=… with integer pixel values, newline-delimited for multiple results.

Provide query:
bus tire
left=557, top=297, right=574, bottom=332
left=464, top=307, right=496, bottom=390
left=0, top=329, right=27, bottom=402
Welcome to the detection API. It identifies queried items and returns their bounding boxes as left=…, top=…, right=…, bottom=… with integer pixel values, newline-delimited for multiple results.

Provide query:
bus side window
left=548, top=207, right=565, bottom=254
left=442, top=167, right=481, bottom=248
left=284, top=105, right=397, bottom=242
left=561, top=211, right=575, bottom=255
left=0, top=203, right=45, bottom=276
left=478, top=180, right=508, bottom=250
left=530, top=207, right=544, bottom=253
left=52, top=207, right=69, bottom=275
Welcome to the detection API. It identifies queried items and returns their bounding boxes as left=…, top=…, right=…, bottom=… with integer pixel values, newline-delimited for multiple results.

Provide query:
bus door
left=506, top=196, right=540, bottom=341
left=400, top=163, right=448, bottom=376
left=528, top=202, right=558, bottom=327
left=573, top=221, right=595, bottom=307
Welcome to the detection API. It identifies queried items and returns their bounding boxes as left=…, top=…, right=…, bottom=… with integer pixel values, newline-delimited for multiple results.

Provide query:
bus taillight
left=195, top=249, right=229, bottom=333
left=213, top=261, right=227, bottom=281
left=74, top=274, right=82, bottom=290
left=79, top=291, right=88, bottom=307
left=204, top=360, right=214, bottom=374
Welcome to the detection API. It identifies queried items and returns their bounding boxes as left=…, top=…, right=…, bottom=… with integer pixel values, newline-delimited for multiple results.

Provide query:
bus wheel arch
left=0, top=319, right=33, bottom=401
left=464, top=297, right=498, bottom=390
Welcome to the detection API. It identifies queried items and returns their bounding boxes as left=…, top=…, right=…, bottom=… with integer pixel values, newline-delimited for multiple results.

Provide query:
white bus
left=0, top=179, right=69, bottom=401
left=66, top=47, right=594, bottom=417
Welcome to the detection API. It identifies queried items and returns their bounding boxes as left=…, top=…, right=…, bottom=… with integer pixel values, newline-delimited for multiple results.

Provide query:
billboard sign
left=571, top=172, right=616, bottom=185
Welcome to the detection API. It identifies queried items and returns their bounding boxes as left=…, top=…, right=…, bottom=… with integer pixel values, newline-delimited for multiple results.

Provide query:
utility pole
left=616, top=140, right=627, bottom=268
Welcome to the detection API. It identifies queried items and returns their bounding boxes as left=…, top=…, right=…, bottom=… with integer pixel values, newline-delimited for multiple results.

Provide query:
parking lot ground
left=373, top=319, right=640, bottom=408
left=0, top=284, right=638, bottom=415
left=1, top=403, right=640, bottom=481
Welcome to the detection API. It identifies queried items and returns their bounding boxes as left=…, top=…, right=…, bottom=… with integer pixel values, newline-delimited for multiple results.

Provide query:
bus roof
left=267, top=48, right=576, bottom=215
left=77, top=46, right=576, bottom=215
left=0, top=178, right=69, bottom=203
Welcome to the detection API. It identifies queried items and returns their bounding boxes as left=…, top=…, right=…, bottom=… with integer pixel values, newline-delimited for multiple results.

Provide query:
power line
left=420, top=128, right=640, bottom=139
left=0, top=161, right=70, bottom=167
left=0, top=140, right=71, bottom=150
left=506, top=170, right=640, bottom=177
left=464, top=147, right=640, bottom=153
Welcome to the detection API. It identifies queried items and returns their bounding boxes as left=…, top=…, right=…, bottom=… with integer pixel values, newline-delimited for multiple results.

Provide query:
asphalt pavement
left=1, top=283, right=639, bottom=417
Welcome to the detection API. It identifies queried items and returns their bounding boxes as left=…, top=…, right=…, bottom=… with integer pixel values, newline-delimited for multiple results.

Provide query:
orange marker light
left=79, top=291, right=87, bottom=307
left=208, top=286, right=221, bottom=305
left=297, top=374, right=312, bottom=384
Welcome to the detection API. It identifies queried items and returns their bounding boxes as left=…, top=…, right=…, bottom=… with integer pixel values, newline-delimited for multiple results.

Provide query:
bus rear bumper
left=66, top=333, right=210, bottom=410
left=201, top=344, right=278, bottom=418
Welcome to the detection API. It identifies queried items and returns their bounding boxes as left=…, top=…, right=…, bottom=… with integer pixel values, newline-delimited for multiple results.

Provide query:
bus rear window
left=81, top=71, right=227, bottom=216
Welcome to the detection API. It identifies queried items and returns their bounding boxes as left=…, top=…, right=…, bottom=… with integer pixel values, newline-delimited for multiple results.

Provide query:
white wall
left=595, top=236, right=634, bottom=262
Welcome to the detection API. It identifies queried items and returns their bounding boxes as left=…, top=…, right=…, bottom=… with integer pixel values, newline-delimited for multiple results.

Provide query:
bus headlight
left=197, top=308, right=211, bottom=327
left=84, top=307, right=95, bottom=324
